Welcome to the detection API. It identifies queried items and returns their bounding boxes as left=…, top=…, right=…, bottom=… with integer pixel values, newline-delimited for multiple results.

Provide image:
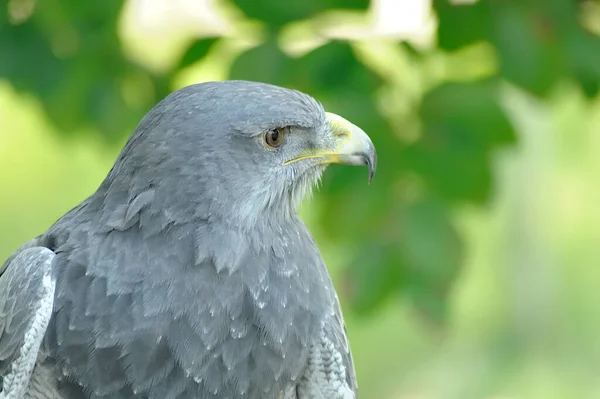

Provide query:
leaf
left=342, top=241, right=404, bottom=315
left=230, top=0, right=369, bottom=29
left=419, top=79, right=516, bottom=148
left=435, top=0, right=492, bottom=51
left=288, top=41, right=382, bottom=95
left=0, top=21, right=65, bottom=98
left=404, top=282, right=450, bottom=327
left=177, top=38, right=219, bottom=71
left=0, top=0, right=162, bottom=140
left=490, top=2, right=566, bottom=97
left=399, top=198, right=461, bottom=283
left=342, top=197, right=462, bottom=322
left=324, top=0, right=369, bottom=10
left=230, top=0, right=315, bottom=28
left=399, top=198, right=462, bottom=324
left=317, top=169, right=391, bottom=246
left=565, top=27, right=600, bottom=97
left=407, top=79, right=516, bottom=204
left=229, top=40, right=293, bottom=86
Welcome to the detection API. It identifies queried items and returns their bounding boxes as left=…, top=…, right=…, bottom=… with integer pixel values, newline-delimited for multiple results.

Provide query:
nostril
left=334, top=132, right=349, bottom=142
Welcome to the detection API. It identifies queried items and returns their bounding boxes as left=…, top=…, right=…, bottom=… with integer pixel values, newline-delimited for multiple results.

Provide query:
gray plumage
left=0, top=80, right=376, bottom=398
left=0, top=245, right=56, bottom=398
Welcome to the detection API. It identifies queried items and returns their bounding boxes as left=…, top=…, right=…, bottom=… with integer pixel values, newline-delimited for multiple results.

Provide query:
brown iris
left=265, top=127, right=287, bottom=148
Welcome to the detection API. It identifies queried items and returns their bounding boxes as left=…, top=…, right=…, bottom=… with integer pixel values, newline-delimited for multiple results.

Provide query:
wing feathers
left=0, top=246, right=56, bottom=398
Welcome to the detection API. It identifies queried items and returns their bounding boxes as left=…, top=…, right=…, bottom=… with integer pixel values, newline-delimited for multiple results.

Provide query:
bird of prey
left=0, top=80, right=376, bottom=399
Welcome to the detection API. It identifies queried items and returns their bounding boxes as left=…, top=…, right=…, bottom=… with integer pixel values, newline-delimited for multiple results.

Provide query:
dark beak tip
left=366, top=158, right=376, bottom=184
left=368, top=167, right=375, bottom=184
left=366, top=150, right=377, bottom=185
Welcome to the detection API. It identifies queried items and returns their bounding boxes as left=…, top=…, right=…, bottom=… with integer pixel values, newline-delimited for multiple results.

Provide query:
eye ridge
left=265, top=127, right=287, bottom=148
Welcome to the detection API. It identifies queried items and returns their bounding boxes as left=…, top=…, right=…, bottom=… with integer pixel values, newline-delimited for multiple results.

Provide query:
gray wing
left=0, top=246, right=56, bottom=399
left=295, top=294, right=357, bottom=399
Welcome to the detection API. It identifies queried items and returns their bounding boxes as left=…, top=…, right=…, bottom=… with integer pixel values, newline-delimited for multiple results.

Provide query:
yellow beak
left=284, top=112, right=377, bottom=183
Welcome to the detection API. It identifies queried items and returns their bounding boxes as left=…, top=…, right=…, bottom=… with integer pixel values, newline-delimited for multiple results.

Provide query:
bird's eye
left=265, top=127, right=287, bottom=148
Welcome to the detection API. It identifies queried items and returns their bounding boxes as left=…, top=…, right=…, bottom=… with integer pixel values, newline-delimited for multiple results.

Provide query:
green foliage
left=1, top=0, right=599, bottom=324
left=409, top=79, right=516, bottom=203
left=230, top=0, right=369, bottom=28
left=176, top=38, right=220, bottom=71
left=230, top=39, right=293, bottom=85
left=0, top=0, right=170, bottom=140
left=435, top=0, right=600, bottom=97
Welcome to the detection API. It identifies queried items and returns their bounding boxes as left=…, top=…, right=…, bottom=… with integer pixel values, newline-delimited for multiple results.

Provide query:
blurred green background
left=2, top=0, right=600, bottom=397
